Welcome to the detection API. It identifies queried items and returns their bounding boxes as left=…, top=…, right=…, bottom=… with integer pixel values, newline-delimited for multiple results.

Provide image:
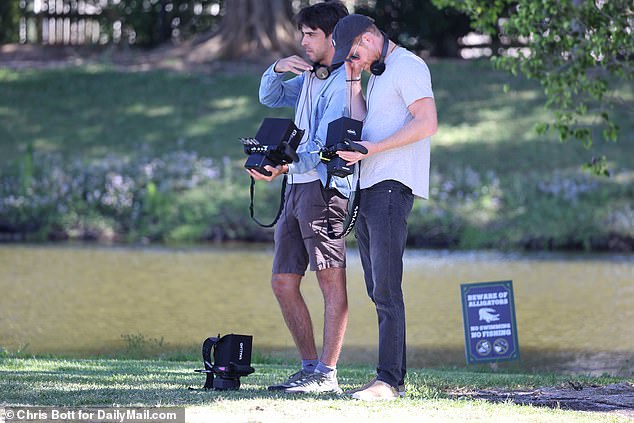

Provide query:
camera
left=241, top=118, right=304, bottom=176
left=194, top=333, right=254, bottom=390
left=320, top=117, right=366, bottom=177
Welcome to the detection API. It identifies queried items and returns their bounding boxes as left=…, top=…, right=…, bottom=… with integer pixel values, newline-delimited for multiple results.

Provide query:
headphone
left=369, top=31, right=390, bottom=76
left=312, top=63, right=331, bottom=80
left=311, top=61, right=343, bottom=80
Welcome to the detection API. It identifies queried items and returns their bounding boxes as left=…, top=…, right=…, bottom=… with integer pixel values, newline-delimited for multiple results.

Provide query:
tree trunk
left=187, top=0, right=302, bottom=62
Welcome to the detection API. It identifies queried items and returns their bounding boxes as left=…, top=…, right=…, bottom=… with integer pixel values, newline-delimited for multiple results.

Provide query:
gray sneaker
left=284, top=370, right=343, bottom=394
left=267, top=369, right=313, bottom=391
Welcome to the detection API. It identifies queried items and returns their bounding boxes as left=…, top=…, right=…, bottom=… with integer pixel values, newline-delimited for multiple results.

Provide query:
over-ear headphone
left=369, top=31, right=389, bottom=76
left=312, top=63, right=331, bottom=80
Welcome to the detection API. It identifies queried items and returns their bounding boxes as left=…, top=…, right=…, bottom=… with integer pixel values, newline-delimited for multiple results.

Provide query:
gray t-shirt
left=361, top=47, right=434, bottom=198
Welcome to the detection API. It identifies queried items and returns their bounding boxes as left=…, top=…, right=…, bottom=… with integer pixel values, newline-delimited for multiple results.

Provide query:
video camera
left=241, top=118, right=304, bottom=176
left=194, top=333, right=254, bottom=390
left=319, top=117, right=366, bottom=177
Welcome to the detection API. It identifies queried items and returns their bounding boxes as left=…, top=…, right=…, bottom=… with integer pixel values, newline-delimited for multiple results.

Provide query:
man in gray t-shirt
left=331, top=14, right=438, bottom=401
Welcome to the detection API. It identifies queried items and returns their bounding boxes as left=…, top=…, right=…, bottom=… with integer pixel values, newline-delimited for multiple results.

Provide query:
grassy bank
left=1, top=357, right=632, bottom=422
left=0, top=61, right=632, bottom=250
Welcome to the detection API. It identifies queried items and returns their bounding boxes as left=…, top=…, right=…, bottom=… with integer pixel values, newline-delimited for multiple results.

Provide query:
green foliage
left=432, top=0, right=634, bottom=166
left=19, top=143, right=34, bottom=194
left=405, top=166, right=633, bottom=250
left=0, top=149, right=283, bottom=243
left=110, top=0, right=223, bottom=46
left=0, top=0, right=20, bottom=43
left=354, top=0, right=472, bottom=57
left=0, top=343, right=31, bottom=358
left=120, top=333, right=165, bottom=359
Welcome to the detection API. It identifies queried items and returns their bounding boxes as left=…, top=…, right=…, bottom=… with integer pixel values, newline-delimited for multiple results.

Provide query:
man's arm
left=251, top=57, right=312, bottom=181
left=259, top=57, right=308, bottom=108
left=345, top=60, right=367, bottom=121
left=337, top=97, right=437, bottom=164
left=249, top=74, right=348, bottom=181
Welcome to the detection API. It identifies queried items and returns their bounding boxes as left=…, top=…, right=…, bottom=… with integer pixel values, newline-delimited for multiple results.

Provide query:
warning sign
left=461, top=280, right=520, bottom=364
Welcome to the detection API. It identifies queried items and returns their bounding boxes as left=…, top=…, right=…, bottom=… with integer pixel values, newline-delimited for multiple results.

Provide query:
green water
left=1, top=244, right=632, bottom=375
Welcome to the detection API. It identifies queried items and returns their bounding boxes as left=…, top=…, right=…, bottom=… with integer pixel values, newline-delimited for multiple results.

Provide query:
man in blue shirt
left=248, top=1, right=350, bottom=394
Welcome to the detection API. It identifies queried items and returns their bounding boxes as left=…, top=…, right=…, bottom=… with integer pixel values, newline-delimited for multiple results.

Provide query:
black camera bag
left=195, top=333, right=254, bottom=390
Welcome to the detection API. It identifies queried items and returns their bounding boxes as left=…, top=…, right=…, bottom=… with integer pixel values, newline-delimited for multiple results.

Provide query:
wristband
left=346, top=78, right=361, bottom=82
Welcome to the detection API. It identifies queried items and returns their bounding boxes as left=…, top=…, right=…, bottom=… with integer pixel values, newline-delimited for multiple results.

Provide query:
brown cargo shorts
left=272, top=180, right=348, bottom=275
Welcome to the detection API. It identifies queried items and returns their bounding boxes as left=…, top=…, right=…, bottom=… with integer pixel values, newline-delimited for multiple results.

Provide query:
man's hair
left=295, top=1, right=349, bottom=36
left=352, top=23, right=381, bottom=44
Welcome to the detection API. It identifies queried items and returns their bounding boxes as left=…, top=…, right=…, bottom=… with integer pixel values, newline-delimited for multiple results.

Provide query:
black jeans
left=355, top=180, right=414, bottom=387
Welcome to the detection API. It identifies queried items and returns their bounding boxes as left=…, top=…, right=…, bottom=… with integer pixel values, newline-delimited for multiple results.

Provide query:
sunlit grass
left=0, top=357, right=629, bottom=422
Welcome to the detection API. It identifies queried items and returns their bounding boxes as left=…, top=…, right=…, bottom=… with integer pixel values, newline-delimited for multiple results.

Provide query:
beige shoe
left=350, top=379, right=399, bottom=401
left=347, top=377, right=406, bottom=397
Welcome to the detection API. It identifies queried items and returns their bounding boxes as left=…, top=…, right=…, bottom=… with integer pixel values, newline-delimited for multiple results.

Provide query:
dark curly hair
left=295, top=1, right=349, bottom=36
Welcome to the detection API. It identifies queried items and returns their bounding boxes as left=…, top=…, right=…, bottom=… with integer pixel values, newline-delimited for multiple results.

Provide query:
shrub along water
left=0, top=149, right=279, bottom=243
left=1, top=147, right=631, bottom=250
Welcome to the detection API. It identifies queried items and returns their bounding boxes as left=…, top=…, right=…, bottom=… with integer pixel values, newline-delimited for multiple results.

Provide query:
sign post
left=460, top=280, right=520, bottom=364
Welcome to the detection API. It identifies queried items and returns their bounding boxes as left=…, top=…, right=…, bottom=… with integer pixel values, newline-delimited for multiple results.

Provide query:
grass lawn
left=1, top=357, right=632, bottom=422
left=0, top=60, right=632, bottom=171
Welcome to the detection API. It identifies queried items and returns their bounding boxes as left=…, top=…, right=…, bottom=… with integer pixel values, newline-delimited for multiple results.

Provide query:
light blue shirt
left=259, top=63, right=353, bottom=197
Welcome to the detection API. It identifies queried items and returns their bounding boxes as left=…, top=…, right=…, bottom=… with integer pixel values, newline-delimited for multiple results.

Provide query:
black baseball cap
left=331, top=14, right=374, bottom=66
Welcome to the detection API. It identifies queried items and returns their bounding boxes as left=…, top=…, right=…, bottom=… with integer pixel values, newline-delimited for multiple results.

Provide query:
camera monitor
left=242, top=118, right=304, bottom=176
left=323, top=117, right=364, bottom=177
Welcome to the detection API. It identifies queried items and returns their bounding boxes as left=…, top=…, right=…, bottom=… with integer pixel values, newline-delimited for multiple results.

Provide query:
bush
left=1, top=148, right=632, bottom=251
left=0, top=147, right=281, bottom=242
left=407, top=166, right=633, bottom=251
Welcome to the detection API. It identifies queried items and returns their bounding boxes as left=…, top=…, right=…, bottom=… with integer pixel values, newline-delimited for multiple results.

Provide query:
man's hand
left=336, top=141, right=373, bottom=165
left=246, top=165, right=287, bottom=182
left=345, top=59, right=363, bottom=81
left=274, top=56, right=313, bottom=75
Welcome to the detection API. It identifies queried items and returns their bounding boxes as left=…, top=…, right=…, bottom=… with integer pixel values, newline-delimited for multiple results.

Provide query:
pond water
left=1, top=244, right=632, bottom=375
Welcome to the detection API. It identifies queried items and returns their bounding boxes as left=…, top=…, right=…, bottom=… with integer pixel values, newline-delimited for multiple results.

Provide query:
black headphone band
left=370, top=31, right=389, bottom=76
left=312, top=63, right=331, bottom=80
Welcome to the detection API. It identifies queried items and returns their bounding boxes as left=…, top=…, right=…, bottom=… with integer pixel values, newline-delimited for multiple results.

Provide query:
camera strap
left=249, top=175, right=287, bottom=228
left=327, top=162, right=361, bottom=239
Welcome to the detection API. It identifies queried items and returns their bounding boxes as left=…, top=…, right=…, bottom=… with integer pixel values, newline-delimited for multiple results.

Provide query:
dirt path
left=451, top=382, right=634, bottom=417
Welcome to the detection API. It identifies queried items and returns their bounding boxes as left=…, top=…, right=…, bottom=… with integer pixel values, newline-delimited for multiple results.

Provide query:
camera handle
left=339, top=138, right=368, bottom=154
left=194, top=336, right=220, bottom=389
